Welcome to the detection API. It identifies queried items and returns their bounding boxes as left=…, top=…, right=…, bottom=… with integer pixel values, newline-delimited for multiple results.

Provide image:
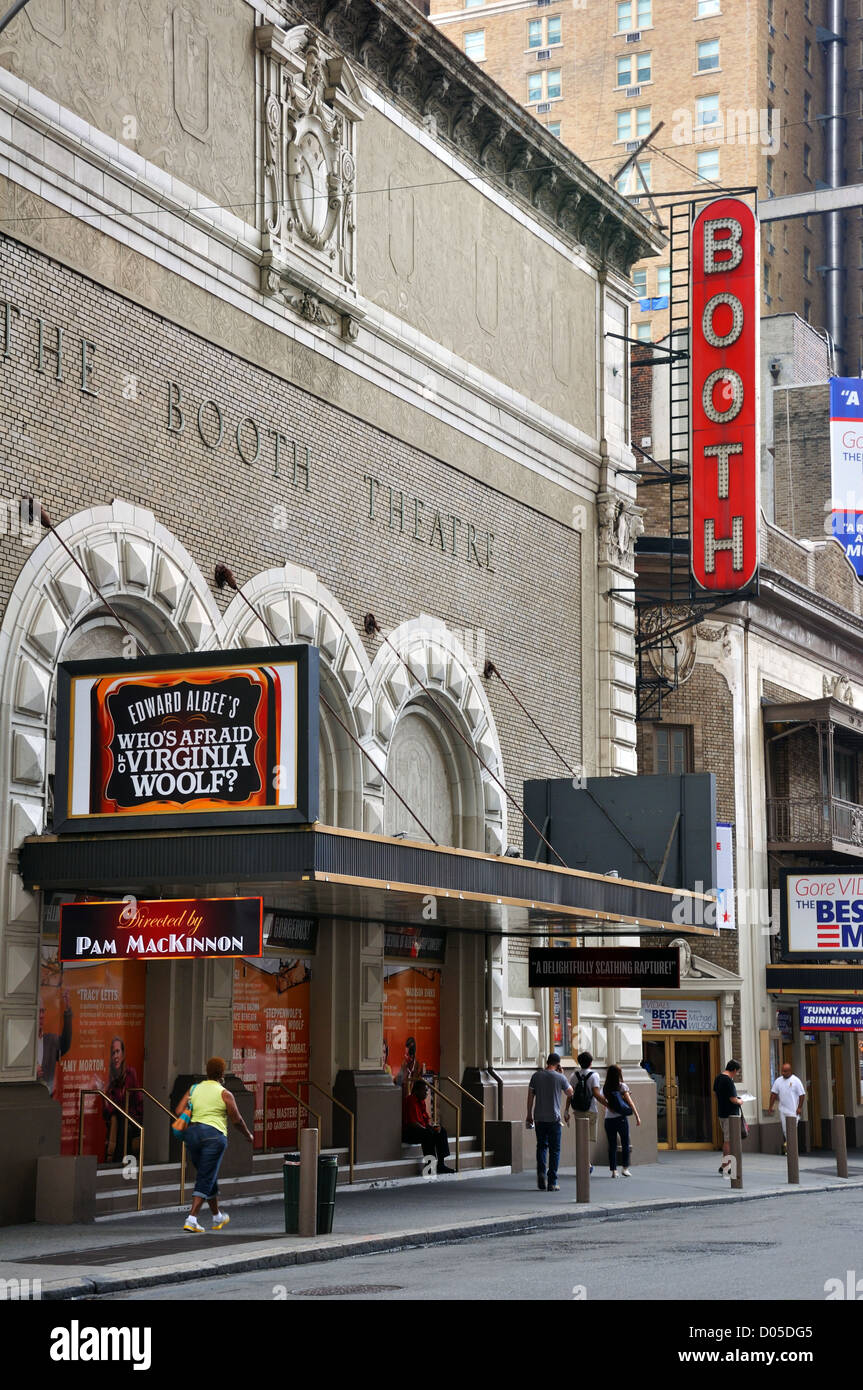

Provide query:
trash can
left=283, top=1151, right=301, bottom=1234
left=316, top=1153, right=338, bottom=1234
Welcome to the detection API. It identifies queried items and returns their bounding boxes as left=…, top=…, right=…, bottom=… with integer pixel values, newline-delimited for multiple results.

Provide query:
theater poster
left=53, top=644, right=318, bottom=833
left=231, top=957, right=311, bottom=1150
left=383, top=966, right=441, bottom=1085
left=39, top=946, right=147, bottom=1157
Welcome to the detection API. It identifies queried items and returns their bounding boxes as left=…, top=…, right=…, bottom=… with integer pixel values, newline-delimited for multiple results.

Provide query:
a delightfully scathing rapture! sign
left=528, top=948, right=680, bottom=989
left=53, top=645, right=318, bottom=833
left=59, top=897, right=264, bottom=962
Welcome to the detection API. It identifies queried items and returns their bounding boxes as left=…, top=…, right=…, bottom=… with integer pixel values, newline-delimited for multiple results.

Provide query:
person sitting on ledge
left=403, top=1079, right=455, bottom=1175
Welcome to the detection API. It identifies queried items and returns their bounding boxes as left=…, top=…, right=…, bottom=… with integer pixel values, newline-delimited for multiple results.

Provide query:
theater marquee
left=54, top=645, right=318, bottom=833
left=690, top=196, right=759, bottom=592
left=59, top=897, right=264, bottom=962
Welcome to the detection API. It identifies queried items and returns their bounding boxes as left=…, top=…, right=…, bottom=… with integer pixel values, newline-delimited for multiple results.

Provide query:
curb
left=28, top=1174, right=863, bottom=1300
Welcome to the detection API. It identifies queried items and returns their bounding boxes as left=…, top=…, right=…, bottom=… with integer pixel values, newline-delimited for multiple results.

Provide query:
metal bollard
left=832, top=1114, right=848, bottom=1178
left=729, top=1113, right=743, bottom=1190
left=299, top=1127, right=319, bottom=1236
left=785, top=1116, right=799, bottom=1185
left=575, top=1116, right=590, bottom=1204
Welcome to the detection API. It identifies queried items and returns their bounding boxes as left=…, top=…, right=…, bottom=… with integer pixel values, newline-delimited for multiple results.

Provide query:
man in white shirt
left=768, top=1062, right=806, bottom=1152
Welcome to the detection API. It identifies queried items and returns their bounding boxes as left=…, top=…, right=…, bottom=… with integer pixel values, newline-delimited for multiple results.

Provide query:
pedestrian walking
left=713, top=1058, right=744, bottom=1172
left=174, top=1056, right=254, bottom=1232
left=602, top=1064, right=641, bottom=1177
left=564, top=1050, right=608, bottom=1174
left=767, top=1062, right=806, bottom=1153
left=526, top=1053, right=573, bottom=1191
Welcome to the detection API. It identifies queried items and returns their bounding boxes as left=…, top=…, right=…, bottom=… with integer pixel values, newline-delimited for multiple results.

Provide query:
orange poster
left=383, top=966, right=441, bottom=1085
left=40, top=945, right=147, bottom=1158
left=231, top=957, right=311, bottom=1150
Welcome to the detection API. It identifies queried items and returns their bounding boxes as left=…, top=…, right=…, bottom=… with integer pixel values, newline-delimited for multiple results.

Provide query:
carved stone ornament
left=597, top=492, right=644, bottom=569
left=256, top=23, right=368, bottom=323
left=642, top=608, right=698, bottom=685
left=823, top=673, right=855, bottom=706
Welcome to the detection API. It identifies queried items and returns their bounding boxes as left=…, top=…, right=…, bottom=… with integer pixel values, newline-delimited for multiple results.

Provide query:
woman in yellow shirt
left=174, top=1056, right=253, bottom=1233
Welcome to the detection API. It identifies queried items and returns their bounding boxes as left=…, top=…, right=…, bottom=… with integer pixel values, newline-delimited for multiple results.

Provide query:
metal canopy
left=762, top=698, right=863, bottom=741
left=19, top=824, right=718, bottom=939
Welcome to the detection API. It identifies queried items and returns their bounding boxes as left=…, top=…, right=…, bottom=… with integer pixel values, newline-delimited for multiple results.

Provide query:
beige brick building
left=429, top=0, right=839, bottom=351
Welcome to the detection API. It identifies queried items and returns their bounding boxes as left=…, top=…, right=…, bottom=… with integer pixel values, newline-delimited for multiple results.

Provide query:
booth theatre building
left=0, top=0, right=706, bottom=1220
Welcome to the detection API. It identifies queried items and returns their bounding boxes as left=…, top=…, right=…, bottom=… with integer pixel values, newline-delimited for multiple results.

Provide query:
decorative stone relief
left=25, top=0, right=69, bottom=45
left=824, top=673, right=854, bottom=705
left=172, top=6, right=211, bottom=141
left=257, top=23, right=368, bottom=337
left=642, top=607, right=698, bottom=685
left=597, top=493, right=644, bottom=570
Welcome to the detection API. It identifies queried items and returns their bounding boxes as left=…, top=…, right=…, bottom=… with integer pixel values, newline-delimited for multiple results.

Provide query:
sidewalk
left=2, top=1149, right=860, bottom=1299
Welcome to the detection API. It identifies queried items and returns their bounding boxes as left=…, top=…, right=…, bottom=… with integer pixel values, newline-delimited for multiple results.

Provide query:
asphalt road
left=93, top=1189, right=860, bottom=1302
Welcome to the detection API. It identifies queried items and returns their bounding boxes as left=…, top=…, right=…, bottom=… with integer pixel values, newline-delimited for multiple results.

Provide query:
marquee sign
left=59, top=897, right=264, bottom=961
left=54, top=645, right=318, bottom=833
left=780, top=869, right=863, bottom=959
left=690, top=196, right=759, bottom=591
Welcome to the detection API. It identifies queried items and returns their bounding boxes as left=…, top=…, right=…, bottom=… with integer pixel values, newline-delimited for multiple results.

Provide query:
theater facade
left=0, top=0, right=707, bottom=1220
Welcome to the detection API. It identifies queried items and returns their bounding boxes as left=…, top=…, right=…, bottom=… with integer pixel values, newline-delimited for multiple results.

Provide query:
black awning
left=19, top=824, right=718, bottom=939
left=767, top=964, right=863, bottom=994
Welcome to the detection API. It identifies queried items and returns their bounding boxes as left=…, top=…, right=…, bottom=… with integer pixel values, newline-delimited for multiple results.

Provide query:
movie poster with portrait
left=231, top=957, right=311, bottom=1150
left=39, top=945, right=147, bottom=1158
left=383, top=966, right=441, bottom=1089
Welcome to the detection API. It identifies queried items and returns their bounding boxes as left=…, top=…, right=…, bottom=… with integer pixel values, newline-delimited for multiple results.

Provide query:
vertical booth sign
left=691, top=197, right=759, bottom=591
left=829, top=377, right=863, bottom=577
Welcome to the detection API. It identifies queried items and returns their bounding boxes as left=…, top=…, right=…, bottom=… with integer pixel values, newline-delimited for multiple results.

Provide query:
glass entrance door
left=805, top=1043, right=822, bottom=1149
left=642, top=1036, right=717, bottom=1148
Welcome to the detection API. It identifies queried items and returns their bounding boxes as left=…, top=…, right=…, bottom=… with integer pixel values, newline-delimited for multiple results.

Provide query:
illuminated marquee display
left=690, top=197, right=759, bottom=591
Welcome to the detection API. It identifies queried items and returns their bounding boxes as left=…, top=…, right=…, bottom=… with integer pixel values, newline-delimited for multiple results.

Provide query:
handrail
left=425, top=1082, right=461, bottom=1173
left=300, top=1079, right=355, bottom=1184
left=442, top=1075, right=486, bottom=1169
left=263, top=1081, right=321, bottom=1155
left=78, top=1089, right=144, bottom=1212
left=128, top=1087, right=187, bottom=1206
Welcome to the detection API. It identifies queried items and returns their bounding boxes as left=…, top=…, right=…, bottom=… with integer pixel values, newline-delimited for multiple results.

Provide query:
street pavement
left=2, top=1149, right=860, bottom=1300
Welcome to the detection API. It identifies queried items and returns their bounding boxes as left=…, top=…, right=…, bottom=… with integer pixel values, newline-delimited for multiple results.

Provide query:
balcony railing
left=766, top=796, right=863, bottom=850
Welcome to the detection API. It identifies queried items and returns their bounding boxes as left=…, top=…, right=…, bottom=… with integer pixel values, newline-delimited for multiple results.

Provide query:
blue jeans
left=184, top=1123, right=228, bottom=1200
left=535, top=1120, right=562, bottom=1184
left=605, top=1115, right=631, bottom=1171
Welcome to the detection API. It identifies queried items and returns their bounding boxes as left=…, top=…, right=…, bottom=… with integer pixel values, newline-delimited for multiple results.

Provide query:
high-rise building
left=430, top=0, right=863, bottom=360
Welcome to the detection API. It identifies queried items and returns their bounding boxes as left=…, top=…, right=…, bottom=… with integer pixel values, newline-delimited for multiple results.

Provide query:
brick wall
left=772, top=384, right=831, bottom=541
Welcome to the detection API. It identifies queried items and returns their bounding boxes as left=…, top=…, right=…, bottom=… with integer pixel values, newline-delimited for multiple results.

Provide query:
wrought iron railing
left=766, top=796, right=863, bottom=849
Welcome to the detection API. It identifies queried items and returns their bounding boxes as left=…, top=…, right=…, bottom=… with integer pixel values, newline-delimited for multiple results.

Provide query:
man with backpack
left=564, top=1051, right=608, bottom=1174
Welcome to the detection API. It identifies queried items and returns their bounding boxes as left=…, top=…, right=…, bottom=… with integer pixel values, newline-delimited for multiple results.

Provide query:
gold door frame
left=645, top=1032, right=720, bottom=1150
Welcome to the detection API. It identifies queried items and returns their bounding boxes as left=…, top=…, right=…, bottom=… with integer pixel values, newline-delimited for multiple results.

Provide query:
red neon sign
left=690, top=197, right=759, bottom=591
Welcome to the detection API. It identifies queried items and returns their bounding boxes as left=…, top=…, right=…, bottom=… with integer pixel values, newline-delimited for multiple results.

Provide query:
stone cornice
left=276, top=0, right=665, bottom=275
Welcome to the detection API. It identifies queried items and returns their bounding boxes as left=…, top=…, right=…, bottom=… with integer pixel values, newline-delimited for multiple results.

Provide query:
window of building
left=528, top=72, right=542, bottom=103
left=636, top=158, right=651, bottom=189
left=617, top=0, right=651, bottom=32
left=697, top=148, right=720, bottom=181
left=804, top=246, right=812, bottom=281
left=696, top=93, right=720, bottom=126
left=464, top=29, right=485, bottom=60
left=804, top=90, right=812, bottom=124
left=655, top=726, right=691, bottom=775
left=859, top=88, right=863, bottom=118
left=633, top=268, right=648, bottom=296
left=859, top=236, right=863, bottom=267
left=618, top=109, right=632, bottom=140
left=766, top=156, right=774, bottom=195
left=546, top=68, right=561, bottom=99
left=657, top=264, right=671, bottom=295
left=777, top=270, right=783, bottom=299
left=464, top=0, right=483, bottom=7
left=617, top=52, right=652, bottom=85
left=804, top=37, right=812, bottom=72
left=547, top=121, right=561, bottom=137
left=697, top=0, right=721, bottom=14
left=834, top=748, right=858, bottom=804
left=697, top=39, right=720, bottom=71
left=528, top=18, right=543, bottom=46
left=804, top=298, right=812, bottom=322
left=859, top=136, right=863, bottom=167
left=767, top=47, right=774, bottom=79
left=547, top=15, right=562, bottom=45
left=782, top=225, right=788, bottom=251
left=636, top=322, right=653, bottom=341
left=804, top=213, right=812, bottom=232
left=803, top=0, right=811, bottom=18
left=767, top=0, right=774, bottom=17
left=764, top=262, right=771, bottom=297
left=803, top=143, right=812, bottom=179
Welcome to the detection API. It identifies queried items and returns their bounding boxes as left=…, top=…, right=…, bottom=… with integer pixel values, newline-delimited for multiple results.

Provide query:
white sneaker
left=610, top=1170, right=620, bottom=1178
left=621, top=1167, right=632, bottom=1177
left=212, top=1211, right=230, bottom=1230
left=183, top=1215, right=204, bottom=1232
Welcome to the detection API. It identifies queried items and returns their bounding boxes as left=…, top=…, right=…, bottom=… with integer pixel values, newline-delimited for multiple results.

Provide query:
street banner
left=715, top=822, right=736, bottom=930
left=231, top=957, right=311, bottom=1150
left=383, top=965, right=441, bottom=1084
left=829, top=377, right=863, bottom=577
left=642, top=998, right=718, bottom=1031
left=799, top=1000, right=863, bottom=1032
left=528, top=947, right=680, bottom=988
left=59, top=897, right=263, bottom=962
left=40, top=946, right=147, bottom=1158
left=54, top=644, right=318, bottom=833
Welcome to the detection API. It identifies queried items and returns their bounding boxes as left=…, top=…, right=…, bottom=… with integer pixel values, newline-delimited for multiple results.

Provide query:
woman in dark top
left=603, top=1063, right=641, bottom=1177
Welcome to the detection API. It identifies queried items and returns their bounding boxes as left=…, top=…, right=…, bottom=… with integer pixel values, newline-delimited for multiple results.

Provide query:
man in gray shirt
left=527, top=1053, right=574, bottom=1192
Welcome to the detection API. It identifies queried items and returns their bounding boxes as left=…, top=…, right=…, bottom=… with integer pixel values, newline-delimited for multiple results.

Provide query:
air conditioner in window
left=768, top=21, right=775, bottom=35
left=626, top=30, right=641, bottom=42
left=626, top=85, right=642, bottom=97
left=768, top=78, right=775, bottom=91
left=537, top=102, right=551, bottom=113
left=536, top=0, right=550, bottom=8
left=537, top=48, right=550, bottom=59
left=625, top=139, right=641, bottom=152
left=767, top=241, right=776, bottom=255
